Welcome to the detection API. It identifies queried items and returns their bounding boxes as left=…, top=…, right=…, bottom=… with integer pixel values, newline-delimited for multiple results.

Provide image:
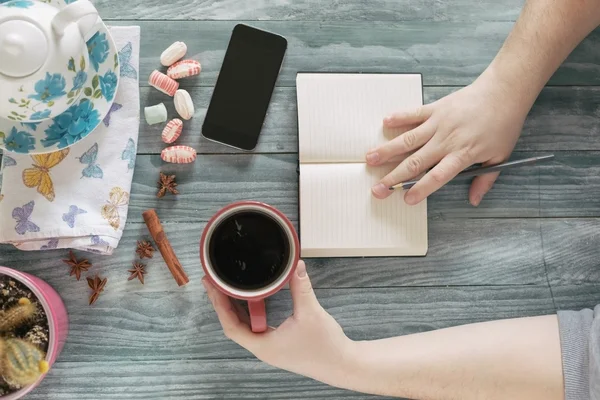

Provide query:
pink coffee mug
left=200, top=201, right=299, bottom=333
left=0, top=266, right=69, bottom=400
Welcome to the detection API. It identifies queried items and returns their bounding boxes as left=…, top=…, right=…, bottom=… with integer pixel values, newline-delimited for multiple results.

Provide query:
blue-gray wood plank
left=1, top=1, right=600, bottom=398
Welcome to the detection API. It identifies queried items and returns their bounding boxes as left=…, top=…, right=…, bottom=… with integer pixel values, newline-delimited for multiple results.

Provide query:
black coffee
left=209, top=210, right=290, bottom=290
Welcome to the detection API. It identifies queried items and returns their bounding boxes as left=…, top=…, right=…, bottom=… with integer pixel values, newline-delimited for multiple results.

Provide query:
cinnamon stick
left=142, top=209, right=189, bottom=286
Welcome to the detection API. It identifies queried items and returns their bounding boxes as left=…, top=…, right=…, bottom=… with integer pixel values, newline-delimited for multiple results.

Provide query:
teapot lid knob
left=0, top=20, right=48, bottom=78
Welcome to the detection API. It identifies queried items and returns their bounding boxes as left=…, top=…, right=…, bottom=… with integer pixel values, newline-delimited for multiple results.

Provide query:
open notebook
left=297, top=73, right=428, bottom=257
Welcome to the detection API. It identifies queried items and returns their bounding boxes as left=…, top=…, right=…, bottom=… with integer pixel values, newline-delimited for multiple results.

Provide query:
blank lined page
left=297, top=73, right=423, bottom=163
left=299, top=163, right=428, bottom=257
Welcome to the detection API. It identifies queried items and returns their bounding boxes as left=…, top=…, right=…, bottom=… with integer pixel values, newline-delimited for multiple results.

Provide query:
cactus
left=0, top=297, right=48, bottom=388
left=0, top=298, right=37, bottom=333
left=0, top=338, right=48, bottom=387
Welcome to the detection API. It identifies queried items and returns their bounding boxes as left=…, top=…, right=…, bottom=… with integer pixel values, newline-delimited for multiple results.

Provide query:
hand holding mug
left=201, top=202, right=355, bottom=386
left=202, top=261, right=354, bottom=387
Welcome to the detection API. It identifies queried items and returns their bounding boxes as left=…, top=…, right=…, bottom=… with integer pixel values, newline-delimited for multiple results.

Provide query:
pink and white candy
left=161, top=119, right=183, bottom=144
left=161, top=145, right=197, bottom=164
left=167, top=60, right=201, bottom=80
left=149, top=70, right=179, bottom=96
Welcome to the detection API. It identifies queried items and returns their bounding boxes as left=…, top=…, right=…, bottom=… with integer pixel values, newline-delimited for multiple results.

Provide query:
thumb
left=469, top=162, right=500, bottom=206
left=289, top=260, right=320, bottom=316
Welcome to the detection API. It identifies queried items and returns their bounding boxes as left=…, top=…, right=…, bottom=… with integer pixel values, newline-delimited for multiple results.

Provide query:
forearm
left=479, top=0, right=600, bottom=111
left=339, top=315, right=563, bottom=400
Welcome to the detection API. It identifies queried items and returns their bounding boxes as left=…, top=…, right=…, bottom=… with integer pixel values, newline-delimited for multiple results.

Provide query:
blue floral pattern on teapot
left=0, top=25, right=121, bottom=154
left=0, top=0, right=100, bottom=122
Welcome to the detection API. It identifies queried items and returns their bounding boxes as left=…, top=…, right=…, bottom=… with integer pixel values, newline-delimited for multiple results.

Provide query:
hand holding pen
left=366, top=80, right=533, bottom=206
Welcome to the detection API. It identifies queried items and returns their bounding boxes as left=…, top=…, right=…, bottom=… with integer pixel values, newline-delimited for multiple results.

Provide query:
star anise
left=157, top=172, right=179, bottom=198
left=128, top=262, right=147, bottom=284
left=62, top=250, right=92, bottom=281
left=87, top=275, right=107, bottom=305
left=136, top=240, right=154, bottom=259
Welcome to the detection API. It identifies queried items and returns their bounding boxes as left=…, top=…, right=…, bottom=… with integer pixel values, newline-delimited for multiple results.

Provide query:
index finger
left=403, top=150, right=473, bottom=205
left=367, top=121, right=435, bottom=166
left=383, top=105, right=433, bottom=128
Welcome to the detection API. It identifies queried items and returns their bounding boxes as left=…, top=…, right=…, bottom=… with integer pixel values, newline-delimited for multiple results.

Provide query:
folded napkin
left=0, top=26, right=141, bottom=255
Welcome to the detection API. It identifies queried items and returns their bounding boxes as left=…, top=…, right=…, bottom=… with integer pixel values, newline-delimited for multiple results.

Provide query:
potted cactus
left=0, top=267, right=68, bottom=399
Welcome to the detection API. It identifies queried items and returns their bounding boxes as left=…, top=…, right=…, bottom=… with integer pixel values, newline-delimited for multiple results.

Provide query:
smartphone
left=202, top=24, right=287, bottom=151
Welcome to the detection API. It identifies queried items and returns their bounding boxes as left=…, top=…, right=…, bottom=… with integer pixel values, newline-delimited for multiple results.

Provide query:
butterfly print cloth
left=0, top=27, right=141, bottom=255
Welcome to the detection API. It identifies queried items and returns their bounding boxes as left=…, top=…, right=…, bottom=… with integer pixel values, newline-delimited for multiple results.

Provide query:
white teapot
left=0, top=0, right=99, bottom=122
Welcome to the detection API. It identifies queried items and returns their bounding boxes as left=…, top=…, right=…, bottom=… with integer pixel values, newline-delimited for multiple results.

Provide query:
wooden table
left=1, top=1, right=600, bottom=398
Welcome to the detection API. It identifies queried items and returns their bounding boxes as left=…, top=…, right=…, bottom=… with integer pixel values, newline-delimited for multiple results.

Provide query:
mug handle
left=248, top=300, right=267, bottom=333
left=52, top=0, right=99, bottom=37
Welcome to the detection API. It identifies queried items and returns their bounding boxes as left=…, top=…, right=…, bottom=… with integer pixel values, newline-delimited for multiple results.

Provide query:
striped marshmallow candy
left=167, top=60, right=201, bottom=80
left=149, top=70, right=179, bottom=96
left=162, top=119, right=183, bottom=144
left=161, top=145, right=197, bottom=164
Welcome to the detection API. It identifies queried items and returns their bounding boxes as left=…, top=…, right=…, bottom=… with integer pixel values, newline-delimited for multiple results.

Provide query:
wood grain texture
left=0, top=218, right=550, bottom=287
left=552, top=284, right=600, bottom=311
left=539, top=152, right=600, bottom=217
left=137, top=86, right=600, bottom=154
left=97, top=0, right=523, bottom=22
left=109, top=21, right=600, bottom=87
left=543, top=219, right=600, bottom=285
left=27, top=360, right=394, bottom=399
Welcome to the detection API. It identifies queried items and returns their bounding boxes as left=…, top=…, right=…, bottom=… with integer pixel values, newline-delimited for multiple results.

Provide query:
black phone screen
left=202, top=24, right=287, bottom=150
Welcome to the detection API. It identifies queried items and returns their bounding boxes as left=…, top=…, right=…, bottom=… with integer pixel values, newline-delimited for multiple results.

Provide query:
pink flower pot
left=0, top=267, right=69, bottom=399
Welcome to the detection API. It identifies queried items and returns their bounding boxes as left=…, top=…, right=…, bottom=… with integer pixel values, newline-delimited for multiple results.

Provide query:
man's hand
left=202, top=261, right=355, bottom=387
left=367, top=74, right=527, bottom=206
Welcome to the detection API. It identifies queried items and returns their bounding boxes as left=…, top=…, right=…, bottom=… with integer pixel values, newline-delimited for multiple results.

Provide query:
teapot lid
left=0, top=20, right=49, bottom=78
